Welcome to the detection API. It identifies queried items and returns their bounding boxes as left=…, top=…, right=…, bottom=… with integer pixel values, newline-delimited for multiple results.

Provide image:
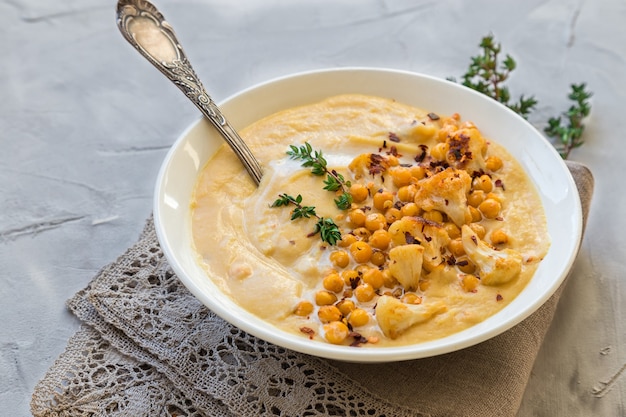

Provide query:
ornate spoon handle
left=116, top=0, right=263, bottom=185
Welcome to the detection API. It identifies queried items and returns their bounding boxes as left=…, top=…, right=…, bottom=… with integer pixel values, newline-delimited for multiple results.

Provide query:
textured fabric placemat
left=31, top=161, right=593, bottom=417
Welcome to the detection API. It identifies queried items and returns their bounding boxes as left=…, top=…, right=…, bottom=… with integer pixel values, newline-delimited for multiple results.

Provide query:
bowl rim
left=154, top=66, right=583, bottom=362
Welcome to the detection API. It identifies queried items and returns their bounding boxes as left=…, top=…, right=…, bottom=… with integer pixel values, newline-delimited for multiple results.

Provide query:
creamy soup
left=191, top=94, right=550, bottom=347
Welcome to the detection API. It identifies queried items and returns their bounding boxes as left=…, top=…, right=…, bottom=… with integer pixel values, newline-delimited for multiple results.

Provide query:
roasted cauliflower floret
left=414, top=168, right=472, bottom=227
left=375, top=296, right=447, bottom=339
left=444, top=123, right=487, bottom=173
left=348, top=153, right=391, bottom=187
left=388, top=216, right=451, bottom=270
left=461, top=225, right=522, bottom=285
left=388, top=245, right=424, bottom=291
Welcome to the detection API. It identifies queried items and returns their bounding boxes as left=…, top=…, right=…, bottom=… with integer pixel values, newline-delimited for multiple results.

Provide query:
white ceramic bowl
left=154, top=67, right=582, bottom=362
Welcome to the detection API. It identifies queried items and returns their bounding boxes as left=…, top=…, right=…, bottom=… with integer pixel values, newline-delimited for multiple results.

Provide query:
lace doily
left=31, top=221, right=419, bottom=417
left=31, top=161, right=593, bottom=417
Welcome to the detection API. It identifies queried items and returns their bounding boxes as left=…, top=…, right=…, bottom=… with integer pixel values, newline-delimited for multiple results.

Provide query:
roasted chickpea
left=293, top=300, right=314, bottom=316
left=490, top=229, right=509, bottom=245
left=397, top=185, right=416, bottom=202
left=461, top=274, right=480, bottom=292
left=400, top=202, right=420, bottom=217
left=469, top=206, right=482, bottom=223
left=385, top=207, right=402, bottom=225
left=352, top=227, right=371, bottom=240
left=365, top=213, right=387, bottom=231
left=431, top=142, right=449, bottom=160
left=391, top=167, right=412, bottom=187
left=373, top=191, right=394, bottom=211
left=349, top=183, right=369, bottom=203
left=354, top=264, right=372, bottom=276
left=348, top=308, right=370, bottom=327
left=485, top=155, right=503, bottom=172
left=336, top=299, right=356, bottom=316
left=323, top=321, right=350, bottom=344
left=485, top=192, right=503, bottom=203
left=473, top=174, right=493, bottom=193
left=354, top=283, right=376, bottom=302
left=362, top=268, right=385, bottom=290
left=323, top=273, right=345, bottom=293
left=444, top=222, right=461, bottom=239
left=348, top=209, right=366, bottom=228
left=410, top=165, right=426, bottom=180
left=479, top=198, right=502, bottom=219
left=422, top=210, right=444, bottom=224
left=382, top=269, right=397, bottom=287
left=349, top=241, right=373, bottom=263
left=401, top=293, right=422, bottom=305
left=370, top=251, right=386, bottom=267
left=467, top=190, right=485, bottom=208
left=341, top=269, right=360, bottom=287
left=338, top=234, right=357, bottom=248
left=329, top=250, right=350, bottom=269
left=318, top=305, right=342, bottom=323
left=386, top=155, right=400, bottom=166
left=448, top=238, right=465, bottom=257
left=369, top=229, right=391, bottom=250
left=315, top=290, right=338, bottom=306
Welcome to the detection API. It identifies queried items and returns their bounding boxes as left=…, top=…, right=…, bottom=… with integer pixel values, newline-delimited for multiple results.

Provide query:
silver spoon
left=116, top=0, right=263, bottom=186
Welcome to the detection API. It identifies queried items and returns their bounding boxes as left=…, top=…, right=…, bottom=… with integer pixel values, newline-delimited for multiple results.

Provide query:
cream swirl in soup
left=191, top=94, right=550, bottom=347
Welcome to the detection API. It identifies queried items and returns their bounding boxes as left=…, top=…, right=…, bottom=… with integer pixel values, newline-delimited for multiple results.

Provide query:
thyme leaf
left=333, top=192, right=353, bottom=211
left=271, top=193, right=341, bottom=245
left=544, top=83, right=592, bottom=159
left=314, top=217, right=342, bottom=246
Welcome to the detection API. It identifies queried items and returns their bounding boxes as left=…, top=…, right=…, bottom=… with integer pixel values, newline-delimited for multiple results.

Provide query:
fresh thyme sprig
left=449, top=34, right=537, bottom=119
left=451, top=34, right=592, bottom=159
left=544, top=83, right=592, bottom=159
left=271, top=193, right=342, bottom=245
left=272, top=193, right=316, bottom=220
left=287, top=142, right=353, bottom=210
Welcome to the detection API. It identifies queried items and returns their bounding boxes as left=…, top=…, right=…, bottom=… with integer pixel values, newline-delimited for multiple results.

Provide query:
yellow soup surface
left=191, top=94, right=550, bottom=347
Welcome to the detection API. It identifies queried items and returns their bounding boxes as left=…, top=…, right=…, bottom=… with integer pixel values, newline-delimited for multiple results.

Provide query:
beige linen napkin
left=31, top=161, right=593, bottom=417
